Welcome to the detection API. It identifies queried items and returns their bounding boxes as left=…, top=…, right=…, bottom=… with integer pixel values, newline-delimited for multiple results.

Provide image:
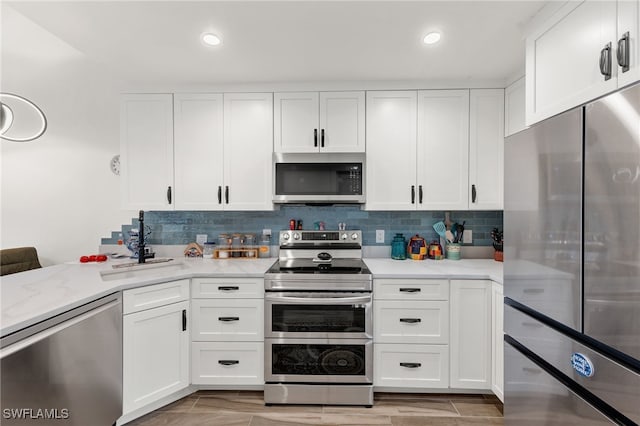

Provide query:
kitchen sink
left=100, top=259, right=189, bottom=281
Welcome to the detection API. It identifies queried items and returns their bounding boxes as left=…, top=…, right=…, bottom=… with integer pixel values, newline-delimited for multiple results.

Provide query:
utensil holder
left=446, top=243, right=461, bottom=260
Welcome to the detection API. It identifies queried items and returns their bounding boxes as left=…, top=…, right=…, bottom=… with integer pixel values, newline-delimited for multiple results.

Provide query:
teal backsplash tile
left=101, top=206, right=503, bottom=247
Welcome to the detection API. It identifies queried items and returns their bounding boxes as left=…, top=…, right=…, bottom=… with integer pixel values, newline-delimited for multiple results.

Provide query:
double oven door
left=264, top=291, right=373, bottom=384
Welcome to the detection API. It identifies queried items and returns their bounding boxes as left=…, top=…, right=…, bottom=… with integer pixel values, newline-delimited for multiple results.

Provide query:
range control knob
left=293, top=233, right=301, bottom=240
left=341, top=233, right=348, bottom=240
left=351, top=233, right=359, bottom=240
left=282, top=233, right=290, bottom=240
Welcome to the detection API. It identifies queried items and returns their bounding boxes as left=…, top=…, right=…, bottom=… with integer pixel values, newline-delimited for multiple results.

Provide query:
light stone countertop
left=1, top=257, right=502, bottom=339
left=363, top=258, right=503, bottom=284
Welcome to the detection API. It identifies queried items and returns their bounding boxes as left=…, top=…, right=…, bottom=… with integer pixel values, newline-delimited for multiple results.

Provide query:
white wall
left=1, top=6, right=135, bottom=265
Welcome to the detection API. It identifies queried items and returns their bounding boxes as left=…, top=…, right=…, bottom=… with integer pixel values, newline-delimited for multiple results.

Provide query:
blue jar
left=391, top=233, right=407, bottom=260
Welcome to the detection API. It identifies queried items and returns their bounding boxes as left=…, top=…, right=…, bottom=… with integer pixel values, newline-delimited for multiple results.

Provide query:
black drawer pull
left=218, top=317, right=240, bottom=322
left=399, top=288, right=421, bottom=293
left=400, top=318, right=421, bottom=324
left=218, top=286, right=240, bottom=291
left=400, top=362, right=422, bottom=368
left=218, top=360, right=239, bottom=366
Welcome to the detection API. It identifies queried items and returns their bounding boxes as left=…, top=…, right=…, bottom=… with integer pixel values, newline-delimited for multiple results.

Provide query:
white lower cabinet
left=192, top=342, right=264, bottom=385
left=122, top=298, right=190, bottom=414
left=374, top=344, right=449, bottom=388
left=450, top=280, right=492, bottom=390
left=191, top=278, right=264, bottom=386
left=373, top=279, right=450, bottom=390
left=491, top=282, right=504, bottom=402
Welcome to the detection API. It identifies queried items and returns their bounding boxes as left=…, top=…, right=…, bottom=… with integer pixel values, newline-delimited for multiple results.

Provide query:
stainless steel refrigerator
left=504, top=82, right=640, bottom=425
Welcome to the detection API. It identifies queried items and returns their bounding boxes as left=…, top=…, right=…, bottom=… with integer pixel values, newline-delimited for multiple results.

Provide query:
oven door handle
left=265, top=295, right=372, bottom=304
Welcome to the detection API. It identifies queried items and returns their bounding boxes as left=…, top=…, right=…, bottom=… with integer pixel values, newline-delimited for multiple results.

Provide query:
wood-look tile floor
left=127, top=391, right=503, bottom=426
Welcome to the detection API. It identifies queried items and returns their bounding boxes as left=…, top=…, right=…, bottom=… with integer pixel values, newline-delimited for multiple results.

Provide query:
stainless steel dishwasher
left=1, top=293, right=122, bottom=426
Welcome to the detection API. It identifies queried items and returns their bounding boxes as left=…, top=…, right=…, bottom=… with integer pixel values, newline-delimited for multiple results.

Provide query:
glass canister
left=217, top=234, right=230, bottom=258
left=259, top=234, right=271, bottom=258
left=244, top=233, right=256, bottom=257
left=391, top=233, right=407, bottom=260
left=203, top=242, right=216, bottom=258
left=231, top=233, right=242, bottom=257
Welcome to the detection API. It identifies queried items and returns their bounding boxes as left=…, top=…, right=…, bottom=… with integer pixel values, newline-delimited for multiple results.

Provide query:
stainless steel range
left=264, top=230, right=373, bottom=406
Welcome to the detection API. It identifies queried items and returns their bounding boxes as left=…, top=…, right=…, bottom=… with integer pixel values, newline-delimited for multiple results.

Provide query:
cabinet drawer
left=192, top=299, right=263, bottom=341
left=123, top=279, right=190, bottom=314
left=192, top=341, right=264, bottom=385
left=374, top=279, right=449, bottom=301
left=374, top=343, right=449, bottom=388
left=192, top=277, right=264, bottom=299
left=374, top=301, right=449, bottom=344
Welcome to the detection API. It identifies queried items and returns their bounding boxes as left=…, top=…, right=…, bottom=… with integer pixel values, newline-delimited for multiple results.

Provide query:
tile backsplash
left=102, top=206, right=502, bottom=247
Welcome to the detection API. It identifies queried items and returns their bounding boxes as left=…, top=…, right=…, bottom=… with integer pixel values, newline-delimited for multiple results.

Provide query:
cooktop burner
left=267, top=259, right=371, bottom=275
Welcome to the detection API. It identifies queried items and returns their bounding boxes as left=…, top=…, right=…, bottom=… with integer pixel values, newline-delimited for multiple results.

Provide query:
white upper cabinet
left=618, top=0, right=640, bottom=87
left=469, top=89, right=504, bottom=210
left=274, top=91, right=365, bottom=153
left=417, top=90, right=470, bottom=211
left=223, top=93, right=274, bottom=210
left=504, top=77, right=526, bottom=137
left=525, top=0, right=640, bottom=125
left=174, top=94, right=224, bottom=210
left=120, top=94, right=174, bottom=211
left=365, top=91, right=418, bottom=210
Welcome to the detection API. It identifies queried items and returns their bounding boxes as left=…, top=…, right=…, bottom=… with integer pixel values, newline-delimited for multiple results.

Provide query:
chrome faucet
left=138, top=210, right=146, bottom=264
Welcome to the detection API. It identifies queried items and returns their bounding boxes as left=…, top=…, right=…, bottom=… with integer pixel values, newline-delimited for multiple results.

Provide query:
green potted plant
left=490, top=227, right=503, bottom=262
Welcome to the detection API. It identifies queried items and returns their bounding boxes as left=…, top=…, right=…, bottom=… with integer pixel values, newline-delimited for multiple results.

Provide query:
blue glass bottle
left=391, top=233, right=407, bottom=260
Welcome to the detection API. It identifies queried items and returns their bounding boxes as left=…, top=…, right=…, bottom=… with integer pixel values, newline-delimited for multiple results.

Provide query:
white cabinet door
left=223, top=93, right=274, bottom=210
left=365, top=91, right=418, bottom=210
left=173, top=94, right=224, bottom=210
left=450, top=280, right=491, bottom=390
left=526, top=1, right=618, bottom=125
left=123, top=300, right=189, bottom=414
left=120, top=94, right=174, bottom=210
left=274, top=92, right=319, bottom=153
left=319, top=91, right=365, bottom=153
left=505, top=77, right=526, bottom=137
left=618, top=0, right=640, bottom=87
left=469, top=89, right=504, bottom=210
left=417, top=90, right=469, bottom=210
left=492, top=282, right=504, bottom=402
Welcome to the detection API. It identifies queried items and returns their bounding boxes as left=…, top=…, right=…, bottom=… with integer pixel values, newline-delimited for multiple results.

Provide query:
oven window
left=272, top=344, right=366, bottom=376
left=275, top=163, right=362, bottom=196
left=272, top=305, right=365, bottom=333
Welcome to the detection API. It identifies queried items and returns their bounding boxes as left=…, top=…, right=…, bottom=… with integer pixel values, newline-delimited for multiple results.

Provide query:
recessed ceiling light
left=423, top=32, right=441, bottom=45
left=202, top=33, right=222, bottom=46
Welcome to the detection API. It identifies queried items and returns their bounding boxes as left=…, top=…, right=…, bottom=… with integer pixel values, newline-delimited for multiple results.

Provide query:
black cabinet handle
left=314, top=129, right=318, bottom=147
left=321, top=129, right=325, bottom=148
left=217, top=186, right=222, bottom=204
left=182, top=309, right=187, bottom=331
left=225, top=186, right=229, bottom=204
left=218, top=316, right=240, bottom=322
left=617, top=32, right=630, bottom=72
left=472, top=184, right=477, bottom=203
left=218, top=360, right=239, bottom=366
left=400, top=362, right=422, bottom=368
left=399, top=288, right=421, bottom=293
left=400, top=318, right=421, bottom=323
left=167, top=186, right=172, bottom=204
left=418, top=185, right=423, bottom=204
left=218, top=286, right=239, bottom=291
left=599, top=42, right=612, bottom=81
left=411, top=185, right=415, bottom=204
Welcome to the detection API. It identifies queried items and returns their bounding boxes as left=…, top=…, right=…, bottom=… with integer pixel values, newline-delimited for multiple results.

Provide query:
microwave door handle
left=265, top=295, right=371, bottom=304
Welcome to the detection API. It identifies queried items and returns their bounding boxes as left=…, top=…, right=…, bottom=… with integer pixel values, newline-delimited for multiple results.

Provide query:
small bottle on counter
left=259, top=234, right=271, bottom=258
left=297, top=220, right=303, bottom=230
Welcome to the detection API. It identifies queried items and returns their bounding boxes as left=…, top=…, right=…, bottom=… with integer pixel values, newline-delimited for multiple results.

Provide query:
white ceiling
left=5, top=1, right=547, bottom=88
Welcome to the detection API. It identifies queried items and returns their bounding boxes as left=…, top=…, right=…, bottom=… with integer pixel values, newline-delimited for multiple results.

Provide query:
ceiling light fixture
left=423, top=32, right=441, bottom=45
left=0, top=93, right=47, bottom=142
left=202, top=33, right=222, bottom=46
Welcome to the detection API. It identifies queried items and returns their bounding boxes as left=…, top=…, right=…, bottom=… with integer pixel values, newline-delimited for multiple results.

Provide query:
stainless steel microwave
left=273, top=153, right=365, bottom=203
